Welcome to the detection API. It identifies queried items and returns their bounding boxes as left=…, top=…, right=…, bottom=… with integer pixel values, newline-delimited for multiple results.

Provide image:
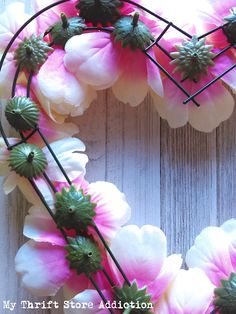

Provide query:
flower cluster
left=0, top=1, right=235, bottom=314
left=0, top=0, right=235, bottom=132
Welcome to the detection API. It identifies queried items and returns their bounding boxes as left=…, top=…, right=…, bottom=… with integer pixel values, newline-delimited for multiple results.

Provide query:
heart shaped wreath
left=0, top=0, right=236, bottom=313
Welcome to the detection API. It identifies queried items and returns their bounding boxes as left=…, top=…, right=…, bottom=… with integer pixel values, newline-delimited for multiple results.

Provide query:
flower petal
left=149, top=254, right=182, bottom=301
left=24, top=206, right=66, bottom=246
left=64, top=289, right=112, bottom=314
left=43, top=138, right=88, bottom=182
left=15, top=240, right=70, bottom=296
left=186, top=226, right=234, bottom=286
left=156, top=268, right=215, bottom=314
left=33, top=49, right=96, bottom=119
left=86, top=181, right=131, bottom=240
left=64, top=33, right=120, bottom=89
left=109, top=225, right=167, bottom=286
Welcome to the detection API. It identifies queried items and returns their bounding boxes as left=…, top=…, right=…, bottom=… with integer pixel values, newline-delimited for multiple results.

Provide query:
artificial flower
left=151, top=23, right=235, bottom=132
left=64, top=14, right=163, bottom=106
left=108, top=225, right=182, bottom=302
left=0, top=137, right=88, bottom=204
left=15, top=179, right=131, bottom=297
left=15, top=84, right=80, bottom=142
left=155, top=268, right=215, bottom=314
left=32, top=48, right=96, bottom=121
left=186, top=219, right=236, bottom=287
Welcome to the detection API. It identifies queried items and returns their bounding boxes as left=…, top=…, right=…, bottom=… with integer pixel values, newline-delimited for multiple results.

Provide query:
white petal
left=86, top=181, right=131, bottom=240
left=43, top=138, right=88, bottom=182
left=24, top=206, right=65, bottom=246
left=156, top=268, right=215, bottom=314
left=109, top=225, right=167, bottom=286
left=64, top=33, right=120, bottom=89
left=64, top=290, right=111, bottom=314
left=186, top=226, right=234, bottom=286
left=3, top=172, right=17, bottom=194
left=15, top=240, right=70, bottom=296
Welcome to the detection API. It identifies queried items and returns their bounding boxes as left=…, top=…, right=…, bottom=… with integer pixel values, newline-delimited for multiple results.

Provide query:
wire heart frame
left=0, top=1, right=235, bottom=313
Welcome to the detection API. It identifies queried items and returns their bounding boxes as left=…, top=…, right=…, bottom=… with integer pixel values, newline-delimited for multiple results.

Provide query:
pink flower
left=64, top=14, right=163, bottom=106
left=108, top=225, right=182, bottom=302
left=32, top=48, right=96, bottom=121
left=151, top=25, right=235, bottom=132
left=186, top=219, right=236, bottom=287
left=15, top=180, right=131, bottom=296
left=0, top=2, right=36, bottom=98
left=15, top=84, right=80, bottom=142
left=155, top=268, right=215, bottom=314
left=0, top=137, right=88, bottom=203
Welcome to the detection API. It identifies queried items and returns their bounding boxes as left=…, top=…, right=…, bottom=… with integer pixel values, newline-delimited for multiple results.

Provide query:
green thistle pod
left=5, top=96, right=39, bottom=131
left=55, top=185, right=96, bottom=231
left=76, top=0, right=122, bottom=26
left=14, top=35, right=53, bottom=72
left=65, top=236, right=102, bottom=275
left=47, top=13, right=86, bottom=47
left=213, top=272, right=236, bottom=314
left=170, top=35, right=216, bottom=82
left=114, top=281, right=153, bottom=314
left=223, top=8, right=236, bottom=46
left=8, top=143, right=47, bottom=179
left=113, top=13, right=154, bottom=51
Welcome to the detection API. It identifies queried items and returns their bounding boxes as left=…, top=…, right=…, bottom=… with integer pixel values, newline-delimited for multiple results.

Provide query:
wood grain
left=0, top=0, right=236, bottom=313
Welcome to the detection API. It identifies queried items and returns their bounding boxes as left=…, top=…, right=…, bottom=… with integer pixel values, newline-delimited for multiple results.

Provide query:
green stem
left=61, top=13, right=69, bottom=28
left=132, top=12, right=139, bottom=27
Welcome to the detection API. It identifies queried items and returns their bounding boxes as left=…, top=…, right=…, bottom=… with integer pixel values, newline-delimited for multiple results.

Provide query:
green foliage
left=76, top=0, right=122, bottom=26
left=65, top=236, right=102, bottom=275
left=8, top=143, right=47, bottom=179
left=223, top=8, right=236, bottom=46
left=170, top=36, right=216, bottom=82
left=113, top=13, right=154, bottom=50
left=55, top=185, right=96, bottom=232
left=213, top=273, right=236, bottom=314
left=114, top=281, right=153, bottom=313
left=14, top=35, right=53, bottom=72
left=5, top=96, right=39, bottom=131
left=47, top=14, right=86, bottom=47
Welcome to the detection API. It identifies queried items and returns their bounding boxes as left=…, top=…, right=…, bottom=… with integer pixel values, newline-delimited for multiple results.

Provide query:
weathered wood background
left=0, top=0, right=235, bottom=313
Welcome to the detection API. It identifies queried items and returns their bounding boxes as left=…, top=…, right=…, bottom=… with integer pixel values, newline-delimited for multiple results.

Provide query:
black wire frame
left=0, top=0, right=235, bottom=312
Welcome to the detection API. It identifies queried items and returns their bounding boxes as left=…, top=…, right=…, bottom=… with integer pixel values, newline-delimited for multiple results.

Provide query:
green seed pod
left=113, top=13, right=154, bottom=51
left=5, top=96, right=39, bottom=131
left=14, top=35, right=53, bottom=72
left=55, top=185, right=96, bottom=231
left=114, top=281, right=153, bottom=314
left=76, top=0, right=122, bottom=26
left=8, top=143, right=47, bottom=179
left=170, top=36, right=216, bottom=82
left=213, top=272, right=236, bottom=314
left=65, top=236, right=102, bottom=275
left=223, top=8, right=236, bottom=46
left=47, top=13, right=86, bottom=47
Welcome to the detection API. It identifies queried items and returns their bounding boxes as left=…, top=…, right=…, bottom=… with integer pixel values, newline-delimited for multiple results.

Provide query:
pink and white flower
left=0, top=137, right=88, bottom=203
left=64, top=14, right=163, bottom=106
left=15, top=180, right=131, bottom=296
left=108, top=225, right=182, bottom=302
left=186, top=219, right=236, bottom=287
left=155, top=268, right=215, bottom=314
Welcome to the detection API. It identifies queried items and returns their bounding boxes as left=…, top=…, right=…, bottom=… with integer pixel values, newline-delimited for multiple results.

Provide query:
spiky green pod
left=76, top=0, right=122, bottom=26
left=65, top=236, right=102, bottom=275
left=114, top=281, right=153, bottom=314
left=223, top=7, right=236, bottom=46
left=8, top=143, right=47, bottom=179
left=47, top=13, right=86, bottom=47
left=213, top=273, right=236, bottom=314
left=14, top=35, right=53, bottom=72
left=170, top=36, right=216, bottom=82
left=55, top=185, right=96, bottom=231
left=113, top=13, right=154, bottom=50
left=5, top=96, right=39, bottom=131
